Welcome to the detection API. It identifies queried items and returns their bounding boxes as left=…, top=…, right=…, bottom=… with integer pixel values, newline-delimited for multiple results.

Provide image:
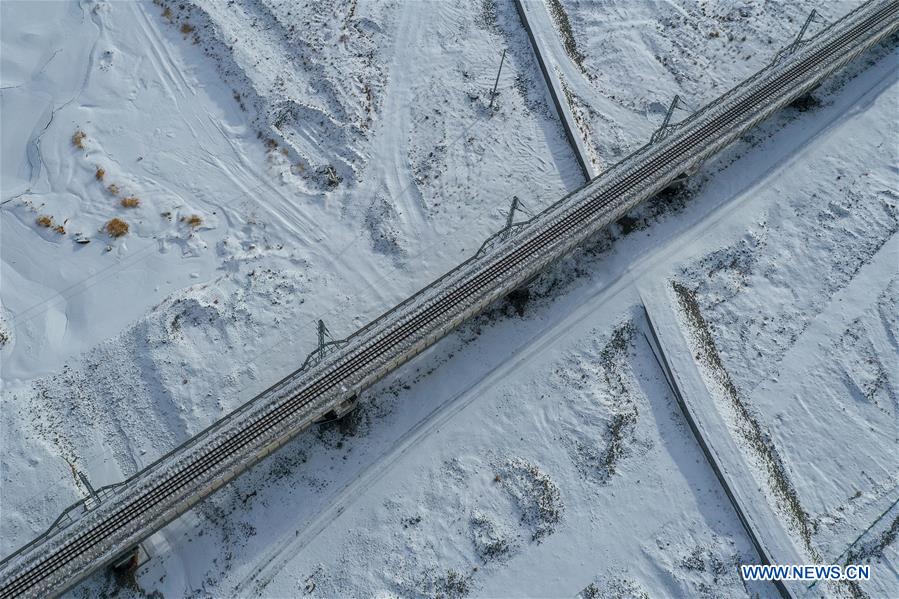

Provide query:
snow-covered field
left=663, top=67, right=898, bottom=597
left=1, top=0, right=896, bottom=597
left=545, top=0, right=860, bottom=170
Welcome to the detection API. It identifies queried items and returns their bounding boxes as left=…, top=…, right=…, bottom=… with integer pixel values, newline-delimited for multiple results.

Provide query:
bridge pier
left=505, top=287, right=531, bottom=317
left=665, top=172, right=690, bottom=190
left=314, top=394, right=359, bottom=425
left=664, top=160, right=703, bottom=191
left=110, top=544, right=149, bottom=579
left=789, top=84, right=821, bottom=111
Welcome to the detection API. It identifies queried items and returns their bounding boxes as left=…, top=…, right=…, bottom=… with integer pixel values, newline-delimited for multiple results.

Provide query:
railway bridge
left=1, top=1, right=896, bottom=596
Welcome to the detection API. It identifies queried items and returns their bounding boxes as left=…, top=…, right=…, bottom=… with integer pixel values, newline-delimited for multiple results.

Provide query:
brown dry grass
left=95, top=167, right=105, bottom=181
left=72, top=130, right=87, bottom=149
left=36, top=215, right=54, bottom=228
left=181, top=214, right=202, bottom=227
left=106, top=218, right=129, bottom=238
left=54, top=225, right=66, bottom=235
left=107, top=184, right=120, bottom=196
left=120, top=197, right=141, bottom=208
left=672, top=281, right=818, bottom=556
left=180, top=23, right=195, bottom=35
left=546, top=0, right=585, bottom=71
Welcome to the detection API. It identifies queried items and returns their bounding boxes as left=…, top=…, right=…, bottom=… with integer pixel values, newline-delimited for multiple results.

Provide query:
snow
left=536, top=0, right=859, bottom=170
left=1, top=0, right=896, bottom=597
left=659, top=65, right=899, bottom=596
left=238, top=308, right=764, bottom=598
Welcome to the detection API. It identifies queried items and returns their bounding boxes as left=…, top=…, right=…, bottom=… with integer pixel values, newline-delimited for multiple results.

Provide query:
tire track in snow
left=354, top=0, right=433, bottom=242
left=132, top=1, right=319, bottom=243
left=132, top=2, right=194, bottom=98
left=129, top=2, right=185, bottom=104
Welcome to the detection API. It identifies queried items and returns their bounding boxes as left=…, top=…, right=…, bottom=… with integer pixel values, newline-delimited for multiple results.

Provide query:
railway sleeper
left=314, top=394, right=359, bottom=425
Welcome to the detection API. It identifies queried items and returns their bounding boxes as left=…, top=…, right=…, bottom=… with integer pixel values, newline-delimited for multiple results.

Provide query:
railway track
left=2, top=1, right=896, bottom=596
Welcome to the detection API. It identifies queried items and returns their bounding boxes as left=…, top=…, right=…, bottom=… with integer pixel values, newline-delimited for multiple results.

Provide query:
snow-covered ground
left=662, top=68, right=899, bottom=597
left=536, top=0, right=860, bottom=171
left=0, top=0, right=582, bottom=385
left=1, top=0, right=896, bottom=597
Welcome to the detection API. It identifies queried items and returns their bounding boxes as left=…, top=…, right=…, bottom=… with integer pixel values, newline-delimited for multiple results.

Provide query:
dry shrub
left=106, top=218, right=129, bottom=238
left=162, top=7, right=172, bottom=19
left=180, top=23, right=194, bottom=35
left=120, top=197, right=141, bottom=208
left=36, top=215, right=53, bottom=228
left=72, top=130, right=87, bottom=149
left=107, top=184, right=120, bottom=196
left=181, top=214, right=202, bottom=227
left=54, top=225, right=66, bottom=235
left=95, top=167, right=106, bottom=181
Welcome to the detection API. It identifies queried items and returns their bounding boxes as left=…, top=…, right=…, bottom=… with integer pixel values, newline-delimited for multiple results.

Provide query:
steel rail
left=1, top=2, right=896, bottom=596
